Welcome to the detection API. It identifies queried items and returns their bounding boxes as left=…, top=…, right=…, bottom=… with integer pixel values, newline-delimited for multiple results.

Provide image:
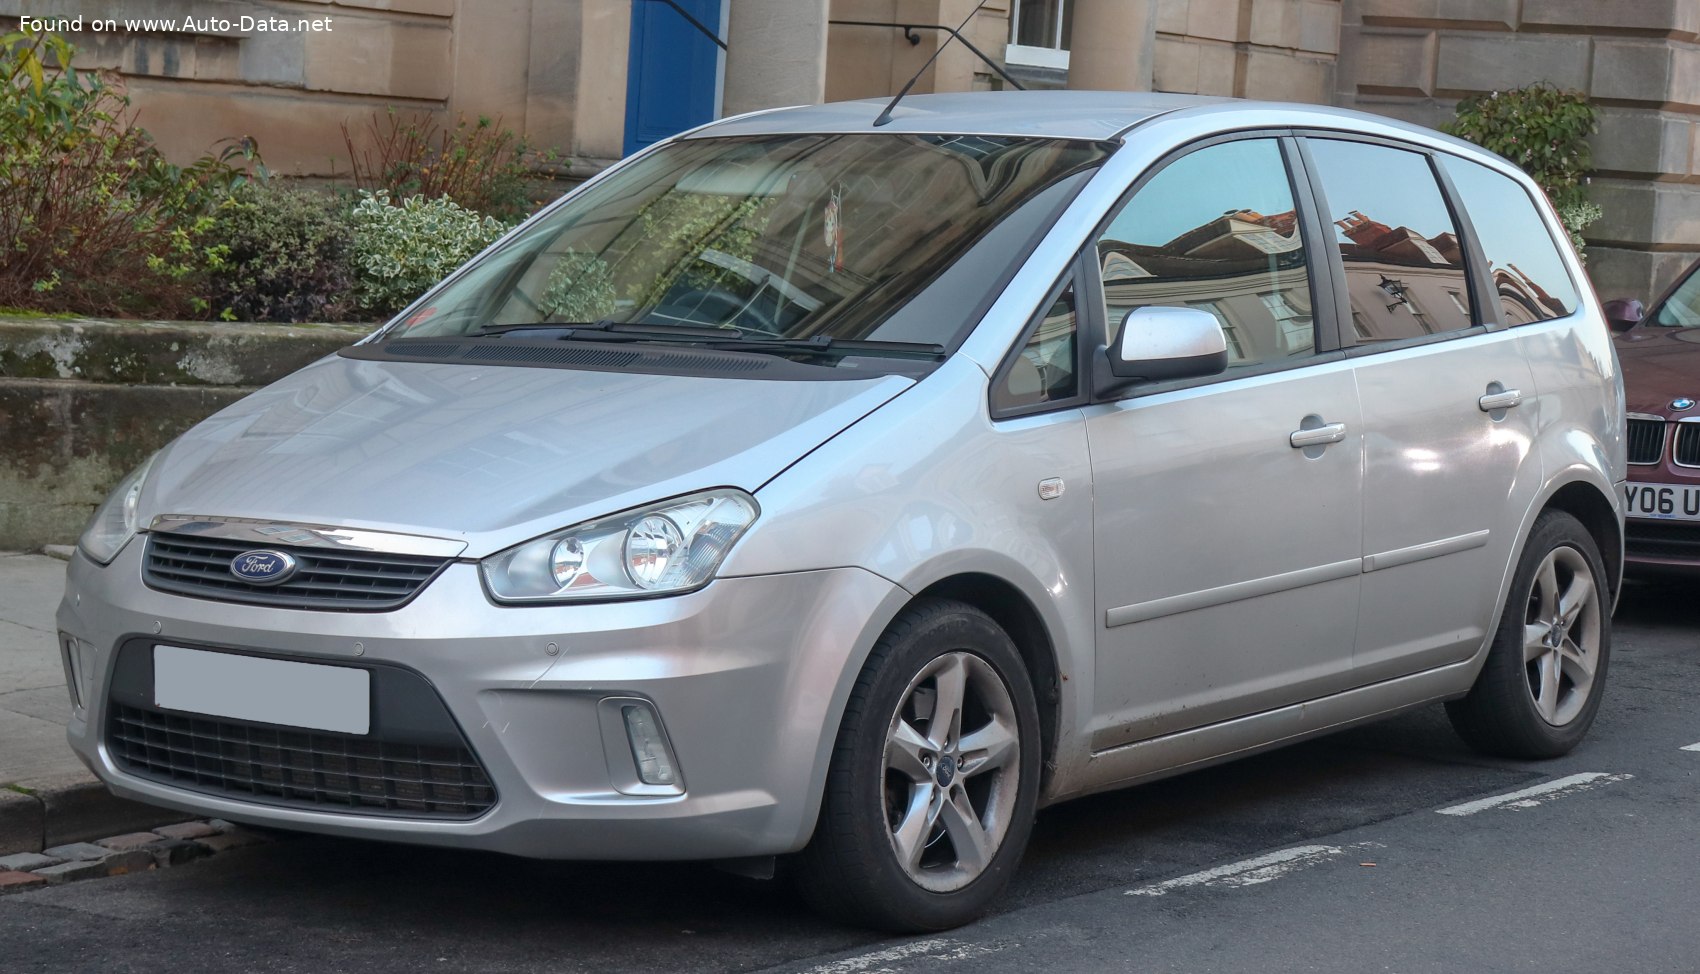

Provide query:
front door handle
left=1479, top=389, right=1524, bottom=412
left=1290, top=423, right=1347, bottom=449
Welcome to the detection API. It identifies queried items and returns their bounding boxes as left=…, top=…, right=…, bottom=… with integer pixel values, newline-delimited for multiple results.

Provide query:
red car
left=1608, top=269, right=1700, bottom=573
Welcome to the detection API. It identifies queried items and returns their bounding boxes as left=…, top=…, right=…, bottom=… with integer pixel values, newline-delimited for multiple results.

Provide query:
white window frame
left=1007, top=0, right=1071, bottom=69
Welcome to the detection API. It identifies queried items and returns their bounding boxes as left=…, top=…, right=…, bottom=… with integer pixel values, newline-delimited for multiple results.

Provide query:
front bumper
left=58, top=542, right=903, bottom=860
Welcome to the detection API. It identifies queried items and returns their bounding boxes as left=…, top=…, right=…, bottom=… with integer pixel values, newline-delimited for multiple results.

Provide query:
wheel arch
left=1539, top=478, right=1624, bottom=606
left=913, top=573, right=1064, bottom=790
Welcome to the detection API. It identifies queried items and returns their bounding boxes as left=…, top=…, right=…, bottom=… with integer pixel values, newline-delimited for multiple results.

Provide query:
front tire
left=1447, top=510, right=1611, bottom=758
left=795, top=599, right=1041, bottom=932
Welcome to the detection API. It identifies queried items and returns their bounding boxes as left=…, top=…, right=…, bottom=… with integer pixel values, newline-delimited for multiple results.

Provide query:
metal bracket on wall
left=645, top=0, right=727, bottom=51
left=828, top=20, right=1028, bottom=94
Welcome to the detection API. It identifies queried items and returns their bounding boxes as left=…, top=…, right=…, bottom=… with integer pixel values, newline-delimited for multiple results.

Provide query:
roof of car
left=691, top=90, right=1497, bottom=170
left=693, top=91, right=1231, bottom=142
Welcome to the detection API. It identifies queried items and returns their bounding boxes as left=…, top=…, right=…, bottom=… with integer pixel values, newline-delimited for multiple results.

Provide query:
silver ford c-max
left=58, top=92, right=1625, bottom=931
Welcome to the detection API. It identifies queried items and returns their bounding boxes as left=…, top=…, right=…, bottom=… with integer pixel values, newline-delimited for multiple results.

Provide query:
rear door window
left=1306, top=139, right=1475, bottom=343
left=1438, top=155, right=1580, bottom=324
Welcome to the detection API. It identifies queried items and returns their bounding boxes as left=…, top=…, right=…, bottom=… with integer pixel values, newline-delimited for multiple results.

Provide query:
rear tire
left=1447, top=510, right=1610, bottom=759
left=795, top=598, right=1041, bottom=932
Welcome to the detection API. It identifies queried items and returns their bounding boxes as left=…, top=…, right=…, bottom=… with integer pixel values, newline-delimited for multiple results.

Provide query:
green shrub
left=350, top=192, right=513, bottom=317
left=0, top=31, right=258, bottom=316
left=202, top=181, right=354, bottom=323
left=1447, top=84, right=1601, bottom=256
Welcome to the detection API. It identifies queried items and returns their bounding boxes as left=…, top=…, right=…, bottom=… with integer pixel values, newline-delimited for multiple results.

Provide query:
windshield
left=373, top=134, right=1108, bottom=360
left=1655, top=265, right=1700, bottom=326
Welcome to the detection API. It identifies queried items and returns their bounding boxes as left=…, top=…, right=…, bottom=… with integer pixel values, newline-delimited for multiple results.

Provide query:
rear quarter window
left=1438, top=155, right=1580, bottom=324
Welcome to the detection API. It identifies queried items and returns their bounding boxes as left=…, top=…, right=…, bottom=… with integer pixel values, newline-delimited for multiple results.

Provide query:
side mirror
left=1604, top=298, right=1644, bottom=333
left=1102, top=306, right=1229, bottom=386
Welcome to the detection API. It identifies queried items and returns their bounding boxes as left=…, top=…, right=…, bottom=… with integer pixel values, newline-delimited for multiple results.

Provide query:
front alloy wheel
left=796, top=599, right=1041, bottom=932
left=884, top=651, right=1022, bottom=892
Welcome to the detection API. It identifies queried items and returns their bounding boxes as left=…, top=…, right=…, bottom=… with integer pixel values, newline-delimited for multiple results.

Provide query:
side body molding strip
left=1362, top=529, right=1490, bottom=573
left=1104, top=558, right=1361, bottom=628
left=1103, top=530, right=1491, bottom=627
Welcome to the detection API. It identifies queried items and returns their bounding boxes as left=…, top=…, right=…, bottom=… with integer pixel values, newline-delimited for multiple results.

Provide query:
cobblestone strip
left=0, top=818, right=271, bottom=893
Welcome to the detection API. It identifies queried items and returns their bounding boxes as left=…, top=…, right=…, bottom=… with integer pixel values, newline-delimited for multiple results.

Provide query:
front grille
left=1625, top=521, right=1700, bottom=562
left=1627, top=418, right=1665, bottom=465
left=108, top=703, right=496, bottom=818
left=1675, top=424, right=1700, bottom=467
left=144, top=533, right=450, bottom=611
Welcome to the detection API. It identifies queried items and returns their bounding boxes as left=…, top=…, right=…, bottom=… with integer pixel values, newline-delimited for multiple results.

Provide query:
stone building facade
left=2, top=0, right=1695, bottom=300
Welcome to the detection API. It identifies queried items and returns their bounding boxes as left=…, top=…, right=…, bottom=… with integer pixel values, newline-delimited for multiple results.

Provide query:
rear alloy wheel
left=796, top=599, right=1041, bottom=932
left=1448, top=510, right=1610, bottom=758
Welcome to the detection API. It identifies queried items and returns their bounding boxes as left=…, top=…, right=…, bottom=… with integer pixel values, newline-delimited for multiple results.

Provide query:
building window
left=1008, top=0, right=1073, bottom=69
left=1260, top=291, right=1315, bottom=355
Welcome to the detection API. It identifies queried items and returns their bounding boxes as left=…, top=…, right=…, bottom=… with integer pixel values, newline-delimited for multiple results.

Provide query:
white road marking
left=1436, top=772, right=1633, bottom=816
left=1681, top=742, right=1700, bottom=752
left=1125, top=842, right=1382, bottom=897
left=797, top=938, right=1012, bottom=974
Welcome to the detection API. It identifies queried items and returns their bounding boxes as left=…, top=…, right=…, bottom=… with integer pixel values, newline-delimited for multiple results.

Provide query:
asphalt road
left=2, top=579, right=1696, bottom=974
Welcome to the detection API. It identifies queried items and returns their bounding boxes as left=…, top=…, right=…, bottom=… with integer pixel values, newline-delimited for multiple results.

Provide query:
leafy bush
left=1448, top=84, right=1600, bottom=256
left=0, top=31, right=258, bottom=316
left=350, top=192, right=513, bottom=317
left=343, top=111, right=557, bottom=222
left=202, top=181, right=354, bottom=322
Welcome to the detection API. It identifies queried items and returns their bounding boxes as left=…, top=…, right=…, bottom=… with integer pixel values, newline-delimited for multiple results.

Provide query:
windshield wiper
left=705, top=335, right=947, bottom=360
left=469, top=320, right=744, bottom=340
left=467, top=322, right=944, bottom=360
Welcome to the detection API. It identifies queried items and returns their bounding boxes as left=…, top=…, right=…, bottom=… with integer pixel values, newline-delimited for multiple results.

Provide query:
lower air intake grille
left=144, top=532, right=450, bottom=611
left=107, top=703, right=496, bottom=819
left=1625, top=521, right=1700, bottom=562
left=1627, top=418, right=1665, bottom=465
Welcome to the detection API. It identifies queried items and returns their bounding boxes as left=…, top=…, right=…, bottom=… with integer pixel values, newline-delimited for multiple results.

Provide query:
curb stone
left=0, top=852, right=63, bottom=872
left=0, top=772, right=195, bottom=856
left=0, top=819, right=272, bottom=894
left=0, top=789, right=44, bottom=855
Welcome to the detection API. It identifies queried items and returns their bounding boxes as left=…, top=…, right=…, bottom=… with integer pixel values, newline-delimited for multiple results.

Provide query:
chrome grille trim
left=149, top=515, right=467, bottom=558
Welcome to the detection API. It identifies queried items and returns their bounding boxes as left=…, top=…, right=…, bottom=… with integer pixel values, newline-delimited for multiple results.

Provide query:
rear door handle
left=1479, top=389, right=1524, bottom=412
left=1290, top=423, right=1347, bottom=449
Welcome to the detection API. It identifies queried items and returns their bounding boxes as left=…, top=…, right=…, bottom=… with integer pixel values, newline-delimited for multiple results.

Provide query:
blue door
left=624, top=0, right=724, bottom=156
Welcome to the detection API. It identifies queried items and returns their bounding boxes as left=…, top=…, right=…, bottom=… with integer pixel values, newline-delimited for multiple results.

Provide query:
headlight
left=481, top=489, right=759, bottom=603
left=78, top=453, right=158, bottom=565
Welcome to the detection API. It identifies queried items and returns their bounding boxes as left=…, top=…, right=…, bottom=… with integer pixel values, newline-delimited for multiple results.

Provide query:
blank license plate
left=1624, top=482, right=1700, bottom=521
left=153, top=646, right=371, bottom=735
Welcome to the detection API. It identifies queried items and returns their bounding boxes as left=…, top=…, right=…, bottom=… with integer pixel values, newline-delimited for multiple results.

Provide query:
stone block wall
left=1154, top=0, right=1342, bottom=103
left=1, top=0, right=456, bottom=175
left=0, top=0, right=633, bottom=180
left=1336, top=0, right=1700, bottom=304
left=0, top=318, right=367, bottom=550
left=825, top=0, right=1013, bottom=103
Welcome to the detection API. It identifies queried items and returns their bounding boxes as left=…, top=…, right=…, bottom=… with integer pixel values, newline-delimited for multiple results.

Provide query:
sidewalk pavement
left=1, top=551, right=188, bottom=855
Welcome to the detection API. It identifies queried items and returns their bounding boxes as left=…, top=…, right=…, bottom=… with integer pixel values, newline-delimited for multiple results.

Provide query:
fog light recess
left=58, top=633, right=85, bottom=711
left=596, top=696, right=685, bottom=796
